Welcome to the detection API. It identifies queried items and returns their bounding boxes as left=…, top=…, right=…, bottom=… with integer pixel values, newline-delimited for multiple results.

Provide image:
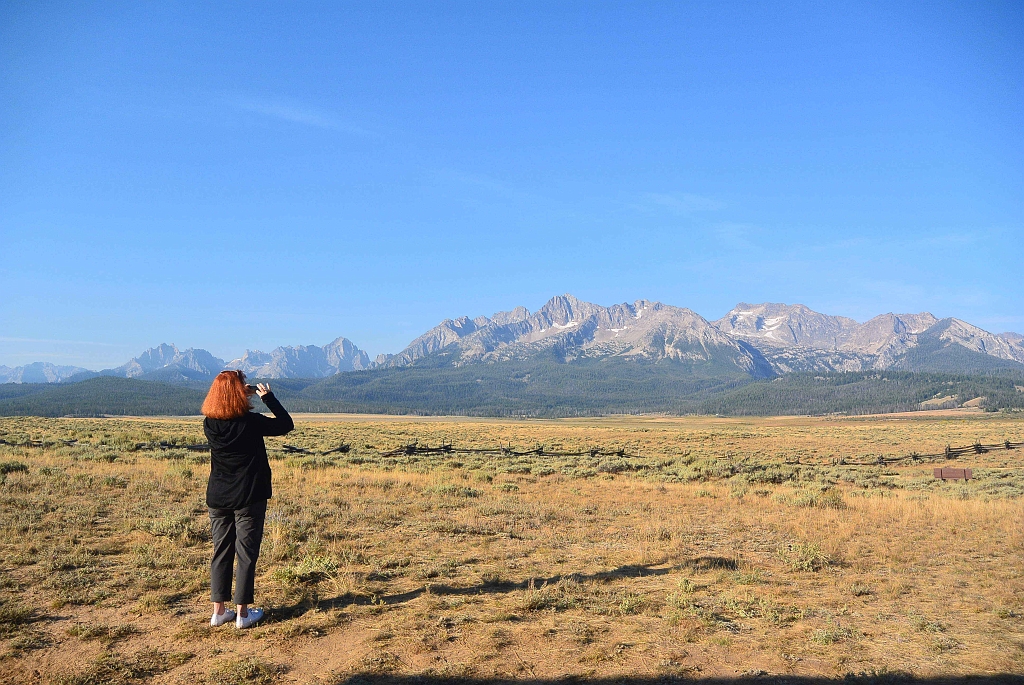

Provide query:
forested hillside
left=0, top=377, right=204, bottom=417
left=2, top=362, right=1022, bottom=417
left=695, top=371, right=1024, bottom=416
left=277, top=353, right=752, bottom=416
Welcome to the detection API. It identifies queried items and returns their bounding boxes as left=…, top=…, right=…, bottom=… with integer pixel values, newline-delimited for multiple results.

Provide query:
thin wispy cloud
left=230, top=96, right=371, bottom=136
left=639, top=192, right=725, bottom=214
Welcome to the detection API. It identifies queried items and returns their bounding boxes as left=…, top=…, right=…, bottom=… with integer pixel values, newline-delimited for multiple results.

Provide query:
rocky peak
left=490, top=306, right=530, bottom=326
left=895, top=312, right=939, bottom=334
left=533, top=294, right=602, bottom=328
left=226, top=349, right=272, bottom=371
left=840, top=313, right=936, bottom=357
left=382, top=316, right=485, bottom=367
left=714, top=302, right=859, bottom=349
left=927, top=318, right=1024, bottom=363
left=116, top=344, right=225, bottom=378
left=323, top=337, right=371, bottom=370
left=226, top=337, right=371, bottom=378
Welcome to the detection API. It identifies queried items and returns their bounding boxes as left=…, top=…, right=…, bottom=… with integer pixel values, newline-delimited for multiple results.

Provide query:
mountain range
left=364, top=294, right=1024, bottom=375
left=4, top=295, right=1023, bottom=384
left=0, top=362, right=92, bottom=384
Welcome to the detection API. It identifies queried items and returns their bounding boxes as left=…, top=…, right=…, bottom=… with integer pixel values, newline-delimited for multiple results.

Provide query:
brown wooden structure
left=933, top=467, right=973, bottom=481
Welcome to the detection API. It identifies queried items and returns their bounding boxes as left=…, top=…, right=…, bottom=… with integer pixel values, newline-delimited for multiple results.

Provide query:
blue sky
left=1, top=1, right=1022, bottom=369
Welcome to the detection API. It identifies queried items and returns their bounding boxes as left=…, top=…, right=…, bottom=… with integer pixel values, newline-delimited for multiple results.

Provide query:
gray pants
left=209, top=499, right=267, bottom=605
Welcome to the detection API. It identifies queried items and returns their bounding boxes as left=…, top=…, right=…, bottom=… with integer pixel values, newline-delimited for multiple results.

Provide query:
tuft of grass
left=361, top=650, right=401, bottom=673
left=779, top=542, right=832, bottom=572
left=566, top=620, right=596, bottom=644
left=416, top=558, right=460, bottom=580
left=0, top=599, right=33, bottom=634
left=816, top=488, right=847, bottom=509
left=811, top=622, right=855, bottom=644
left=519, top=578, right=585, bottom=612
left=429, top=483, right=480, bottom=498
left=8, top=628, right=51, bottom=652
left=675, top=578, right=698, bottom=595
left=914, top=617, right=946, bottom=633
left=843, top=667, right=914, bottom=683
left=791, top=487, right=847, bottom=510
left=932, top=635, right=962, bottom=652
left=274, top=554, right=338, bottom=585
left=209, top=656, right=282, bottom=685
left=143, top=515, right=209, bottom=544
left=294, top=456, right=339, bottom=470
left=56, top=649, right=192, bottom=685
left=618, top=590, right=650, bottom=615
left=66, top=623, right=138, bottom=644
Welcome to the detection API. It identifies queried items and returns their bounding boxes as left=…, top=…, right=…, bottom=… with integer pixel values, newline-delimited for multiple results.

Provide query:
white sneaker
left=235, top=607, right=264, bottom=629
left=211, top=608, right=236, bottom=627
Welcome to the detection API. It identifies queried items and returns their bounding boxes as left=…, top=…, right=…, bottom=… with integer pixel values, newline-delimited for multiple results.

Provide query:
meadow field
left=1, top=410, right=1023, bottom=683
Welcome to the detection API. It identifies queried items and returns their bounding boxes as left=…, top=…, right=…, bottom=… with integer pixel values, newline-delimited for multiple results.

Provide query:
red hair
left=202, top=370, right=253, bottom=420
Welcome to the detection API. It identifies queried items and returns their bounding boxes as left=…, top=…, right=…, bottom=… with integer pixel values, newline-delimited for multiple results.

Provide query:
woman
left=201, top=370, right=293, bottom=629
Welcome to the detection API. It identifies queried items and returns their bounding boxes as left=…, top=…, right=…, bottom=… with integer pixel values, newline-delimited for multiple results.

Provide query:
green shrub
left=618, top=591, right=649, bottom=615
left=811, top=623, right=854, bottom=644
left=0, top=460, right=29, bottom=475
left=429, top=484, right=480, bottom=498
left=779, top=542, right=831, bottom=572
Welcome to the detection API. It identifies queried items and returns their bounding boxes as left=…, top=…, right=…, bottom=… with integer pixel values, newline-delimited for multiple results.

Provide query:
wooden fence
left=831, top=440, right=1023, bottom=466
left=377, top=441, right=635, bottom=458
left=1, top=437, right=1020, bottom=467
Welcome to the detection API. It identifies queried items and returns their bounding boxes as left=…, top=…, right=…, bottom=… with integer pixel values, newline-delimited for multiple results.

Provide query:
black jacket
left=204, top=392, right=294, bottom=510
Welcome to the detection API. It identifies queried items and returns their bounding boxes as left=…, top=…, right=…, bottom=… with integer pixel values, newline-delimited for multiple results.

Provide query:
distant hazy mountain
left=226, top=337, right=371, bottom=378
left=0, top=362, right=91, bottom=384
left=102, top=343, right=226, bottom=382
left=382, top=294, right=774, bottom=378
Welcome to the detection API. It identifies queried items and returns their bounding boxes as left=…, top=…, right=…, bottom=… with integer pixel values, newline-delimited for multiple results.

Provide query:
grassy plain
left=1, top=410, right=1023, bottom=683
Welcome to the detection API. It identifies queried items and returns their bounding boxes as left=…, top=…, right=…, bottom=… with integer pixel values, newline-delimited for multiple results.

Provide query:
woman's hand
left=255, top=383, right=272, bottom=398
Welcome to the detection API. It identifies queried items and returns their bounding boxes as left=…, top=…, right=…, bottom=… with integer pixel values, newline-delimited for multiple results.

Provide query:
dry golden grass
left=0, top=411, right=1023, bottom=683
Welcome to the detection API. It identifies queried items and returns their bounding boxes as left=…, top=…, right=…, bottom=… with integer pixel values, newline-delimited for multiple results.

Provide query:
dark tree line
left=2, top=362, right=1022, bottom=418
